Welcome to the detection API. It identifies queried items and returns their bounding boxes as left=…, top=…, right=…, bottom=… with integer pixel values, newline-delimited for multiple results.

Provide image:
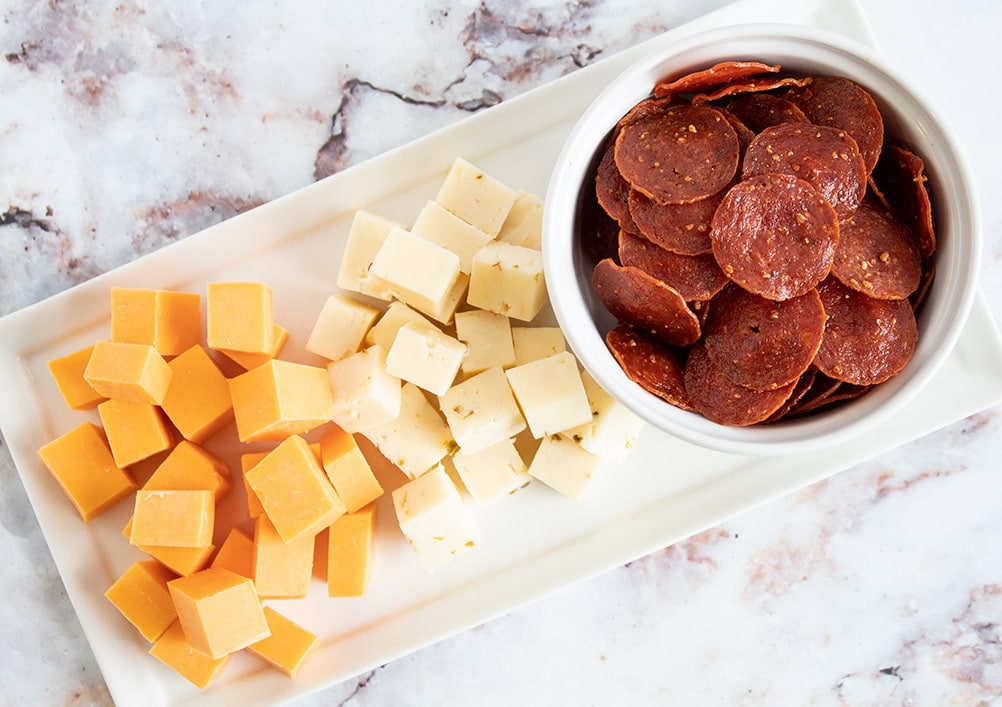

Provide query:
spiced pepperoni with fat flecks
left=618, top=230, right=729, bottom=301
left=832, top=197, right=921, bottom=300
left=725, top=93, right=810, bottom=133
left=814, top=276, right=918, bottom=385
left=703, top=285, right=826, bottom=392
left=614, top=104, right=739, bottom=205
left=691, top=75, right=812, bottom=104
left=591, top=258, right=701, bottom=347
left=606, top=324, right=695, bottom=411
left=742, top=123, right=867, bottom=219
left=627, top=188, right=719, bottom=255
left=710, top=173, right=839, bottom=301
left=872, top=143, right=936, bottom=260
left=653, top=61, right=780, bottom=99
left=764, top=367, right=818, bottom=422
left=595, top=135, right=639, bottom=233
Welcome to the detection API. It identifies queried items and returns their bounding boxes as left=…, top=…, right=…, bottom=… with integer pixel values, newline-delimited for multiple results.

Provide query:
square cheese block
left=385, top=321, right=467, bottom=396
left=160, top=344, right=234, bottom=444
left=47, top=345, right=106, bottom=410
left=36, top=422, right=137, bottom=521
left=110, top=287, right=201, bottom=357
left=244, top=435, right=346, bottom=543
left=145, top=440, right=232, bottom=503
left=454, top=310, right=515, bottom=374
left=368, top=227, right=461, bottom=314
left=211, top=526, right=254, bottom=579
left=467, top=241, right=546, bottom=322
left=229, top=359, right=333, bottom=442
left=410, top=271, right=469, bottom=326
left=130, top=489, right=214, bottom=548
left=326, top=504, right=376, bottom=597
left=505, top=351, right=592, bottom=438
left=218, top=324, right=288, bottom=371
left=496, top=190, right=543, bottom=249
left=124, top=517, right=216, bottom=576
left=439, top=366, right=526, bottom=454
left=511, top=326, right=566, bottom=367
left=410, top=200, right=493, bottom=274
left=561, top=370, right=646, bottom=462
left=240, top=452, right=267, bottom=519
left=319, top=425, right=383, bottom=513
left=364, top=301, right=433, bottom=351
left=392, top=465, right=479, bottom=572
left=336, top=209, right=403, bottom=300
left=83, top=340, right=173, bottom=405
left=247, top=607, right=319, bottom=678
left=97, top=398, right=173, bottom=468
left=149, top=620, right=231, bottom=689
left=206, top=282, right=274, bottom=355
left=527, top=434, right=602, bottom=500
left=305, top=294, right=380, bottom=362
left=434, top=157, right=517, bottom=237
left=252, top=514, right=314, bottom=600
left=452, top=438, right=530, bottom=506
left=360, top=383, right=455, bottom=480
left=104, top=560, right=178, bottom=642
left=167, top=567, right=270, bottom=660
left=327, top=345, right=402, bottom=434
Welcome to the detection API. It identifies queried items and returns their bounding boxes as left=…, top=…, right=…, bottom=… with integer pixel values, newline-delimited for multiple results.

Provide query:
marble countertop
left=2, top=0, right=1001, bottom=705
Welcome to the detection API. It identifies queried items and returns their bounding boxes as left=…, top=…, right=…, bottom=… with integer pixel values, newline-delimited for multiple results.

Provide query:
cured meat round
left=653, top=61, right=780, bottom=99
left=614, top=104, right=739, bottom=205
left=725, top=93, right=810, bottom=133
left=691, top=75, right=812, bottom=104
left=872, top=143, right=936, bottom=260
left=627, top=188, right=719, bottom=255
left=618, top=231, right=729, bottom=301
left=703, top=285, right=826, bottom=391
left=814, top=276, right=918, bottom=385
left=606, top=324, right=695, bottom=411
left=764, top=367, right=818, bottom=422
left=742, top=123, right=867, bottom=219
left=710, top=173, right=839, bottom=301
left=831, top=197, right=921, bottom=300
left=595, top=135, right=639, bottom=232
left=591, top=258, right=701, bottom=347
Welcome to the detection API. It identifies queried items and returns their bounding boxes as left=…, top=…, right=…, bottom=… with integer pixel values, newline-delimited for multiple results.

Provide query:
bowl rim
left=542, top=22, right=982, bottom=456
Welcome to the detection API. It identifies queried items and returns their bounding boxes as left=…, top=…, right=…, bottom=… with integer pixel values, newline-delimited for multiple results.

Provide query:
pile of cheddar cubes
left=35, top=157, right=645, bottom=689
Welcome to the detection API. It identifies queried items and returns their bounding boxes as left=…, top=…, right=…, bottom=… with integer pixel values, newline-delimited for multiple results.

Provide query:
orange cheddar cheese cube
left=110, top=288, right=201, bottom=357
left=211, top=527, right=254, bottom=578
left=247, top=607, right=319, bottom=678
left=144, top=440, right=231, bottom=502
left=160, top=345, right=233, bottom=443
left=319, top=425, right=383, bottom=513
left=218, top=324, right=288, bottom=370
left=244, top=435, right=345, bottom=543
left=150, top=619, right=232, bottom=688
left=47, top=345, right=106, bottom=410
left=229, top=359, right=333, bottom=442
left=252, top=514, right=314, bottom=599
left=104, top=560, right=178, bottom=642
left=36, top=422, right=137, bottom=521
left=97, top=398, right=173, bottom=468
left=83, top=340, right=173, bottom=405
left=167, top=567, right=270, bottom=660
left=123, top=516, right=215, bottom=576
left=206, top=282, right=274, bottom=355
left=312, top=528, right=329, bottom=581
left=327, top=504, right=376, bottom=597
left=130, top=489, right=214, bottom=548
left=240, top=452, right=268, bottom=519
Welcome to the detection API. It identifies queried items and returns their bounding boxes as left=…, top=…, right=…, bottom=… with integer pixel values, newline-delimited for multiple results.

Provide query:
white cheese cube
left=454, top=309, right=515, bottom=374
left=327, top=345, right=401, bottom=434
left=361, top=383, right=455, bottom=479
left=452, top=438, right=530, bottom=506
left=510, top=326, right=566, bottom=367
left=439, top=366, right=526, bottom=454
left=368, top=226, right=461, bottom=314
left=411, top=200, right=493, bottom=275
left=364, top=301, right=433, bottom=351
left=505, top=351, right=592, bottom=438
left=385, top=322, right=467, bottom=396
left=497, top=191, right=543, bottom=250
left=561, top=370, right=645, bottom=462
left=336, top=210, right=403, bottom=300
left=409, top=271, right=469, bottom=326
left=305, top=294, right=380, bottom=362
left=467, top=241, right=547, bottom=322
left=435, top=157, right=517, bottom=237
left=392, top=465, right=479, bottom=572
left=527, top=434, right=602, bottom=500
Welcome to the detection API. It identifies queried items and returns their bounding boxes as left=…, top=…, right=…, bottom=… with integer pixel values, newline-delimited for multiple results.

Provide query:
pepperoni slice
left=653, top=61, right=780, bottom=99
left=691, top=75, right=812, bottom=104
left=627, top=188, right=718, bottom=255
left=710, top=173, right=839, bottom=301
left=618, top=230, right=729, bottom=301
left=606, top=324, right=695, bottom=411
left=785, top=76, right=884, bottom=174
left=683, top=343, right=797, bottom=426
left=725, top=93, right=809, bottom=133
left=591, top=258, right=701, bottom=347
left=871, top=143, right=936, bottom=260
left=742, top=123, right=867, bottom=219
left=614, top=104, right=739, bottom=205
left=814, top=276, right=918, bottom=385
left=832, top=197, right=921, bottom=300
left=764, top=367, right=818, bottom=422
left=703, top=285, right=826, bottom=391
left=595, top=135, right=639, bottom=233
left=720, top=110, right=756, bottom=154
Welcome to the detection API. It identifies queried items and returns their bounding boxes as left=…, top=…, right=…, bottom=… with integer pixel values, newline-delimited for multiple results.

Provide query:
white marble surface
left=1, top=0, right=1001, bottom=705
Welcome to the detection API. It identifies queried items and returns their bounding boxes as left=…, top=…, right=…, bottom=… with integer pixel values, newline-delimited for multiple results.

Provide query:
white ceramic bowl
left=543, top=23, right=981, bottom=455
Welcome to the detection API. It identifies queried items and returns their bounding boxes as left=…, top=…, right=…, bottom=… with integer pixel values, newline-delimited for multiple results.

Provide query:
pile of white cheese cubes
left=308, top=157, right=645, bottom=572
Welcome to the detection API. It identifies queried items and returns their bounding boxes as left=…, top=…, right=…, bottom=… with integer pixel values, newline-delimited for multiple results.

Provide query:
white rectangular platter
left=2, top=0, right=1002, bottom=705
